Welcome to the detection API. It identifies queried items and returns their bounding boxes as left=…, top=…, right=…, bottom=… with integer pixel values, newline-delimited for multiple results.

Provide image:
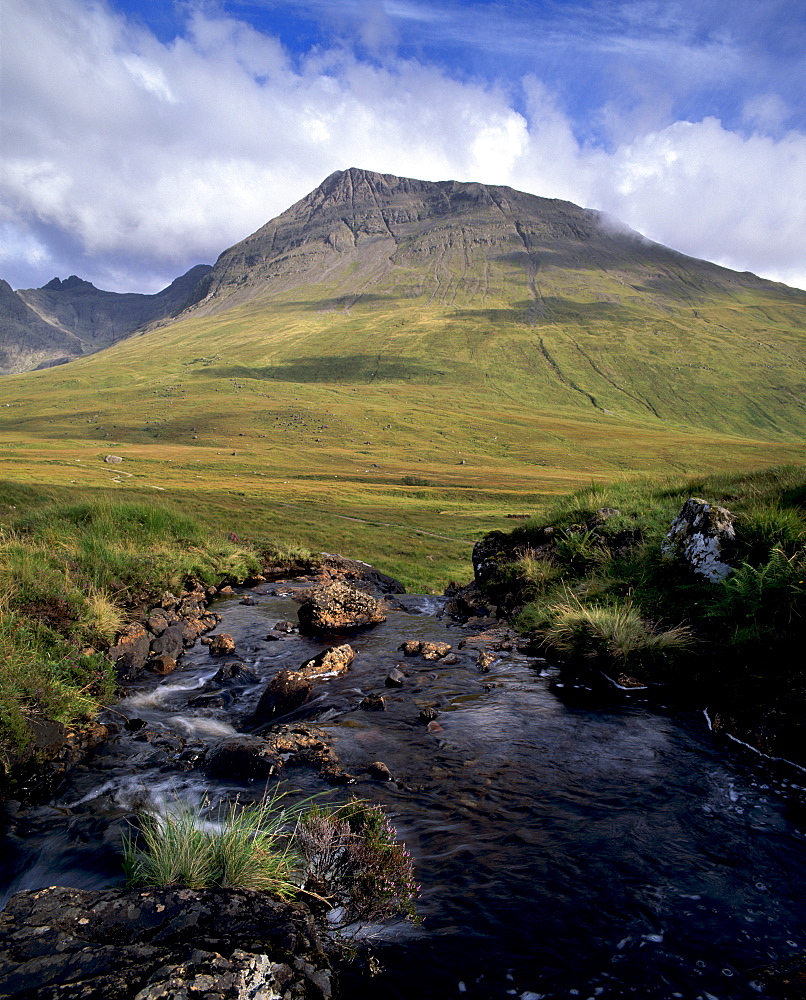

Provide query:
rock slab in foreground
left=0, top=885, right=330, bottom=999
left=297, top=583, right=386, bottom=633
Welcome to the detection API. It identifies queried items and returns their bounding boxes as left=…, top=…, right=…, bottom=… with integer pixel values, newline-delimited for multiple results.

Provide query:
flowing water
left=2, top=586, right=805, bottom=999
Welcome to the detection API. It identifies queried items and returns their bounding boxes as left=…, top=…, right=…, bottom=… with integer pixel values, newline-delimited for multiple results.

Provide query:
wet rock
left=420, top=641, right=452, bottom=661
left=205, top=736, right=282, bottom=780
left=149, top=654, right=177, bottom=676
left=107, top=623, right=152, bottom=681
left=418, top=706, right=439, bottom=723
left=218, top=585, right=236, bottom=595
left=477, top=650, right=496, bottom=672
left=661, top=497, right=736, bottom=582
left=443, top=580, right=491, bottom=620
left=124, top=717, right=147, bottom=731
left=385, top=668, right=405, bottom=688
left=426, top=720, right=444, bottom=733
left=359, top=694, right=386, bottom=711
left=150, top=623, right=185, bottom=661
left=615, top=674, right=647, bottom=689
left=297, top=582, right=386, bottom=633
left=399, top=640, right=422, bottom=655
left=366, top=760, right=393, bottom=781
left=441, top=653, right=460, bottom=665
left=240, top=595, right=256, bottom=605
left=212, top=662, right=259, bottom=685
left=251, top=670, right=313, bottom=725
left=0, top=885, right=329, bottom=1000
left=265, top=724, right=356, bottom=785
left=208, top=633, right=236, bottom=656
left=188, top=692, right=229, bottom=709
left=274, top=620, right=298, bottom=633
left=298, top=644, right=355, bottom=678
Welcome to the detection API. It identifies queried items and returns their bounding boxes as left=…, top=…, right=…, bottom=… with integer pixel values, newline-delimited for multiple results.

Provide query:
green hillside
left=0, top=170, right=803, bottom=589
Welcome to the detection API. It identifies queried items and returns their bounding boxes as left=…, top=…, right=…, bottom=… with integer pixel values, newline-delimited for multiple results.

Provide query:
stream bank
left=1, top=563, right=806, bottom=999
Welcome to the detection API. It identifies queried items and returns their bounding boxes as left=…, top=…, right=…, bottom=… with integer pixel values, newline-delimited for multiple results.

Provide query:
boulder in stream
left=251, top=669, right=313, bottom=725
left=298, top=644, right=355, bottom=678
left=205, top=736, right=282, bottom=780
left=208, top=632, right=236, bottom=656
left=297, top=582, right=386, bottom=633
left=0, top=885, right=331, bottom=1000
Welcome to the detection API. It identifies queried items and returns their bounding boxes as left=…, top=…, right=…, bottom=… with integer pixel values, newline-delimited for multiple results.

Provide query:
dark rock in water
left=385, top=668, right=405, bottom=688
left=150, top=623, right=185, bottom=661
left=359, top=693, right=386, bottom=711
left=188, top=692, right=229, bottom=709
left=274, top=620, right=298, bottom=633
left=124, top=717, right=147, bottom=731
left=149, top=654, right=177, bottom=676
left=418, top=706, right=438, bottom=723
left=443, top=580, right=491, bottom=620
left=208, top=632, right=236, bottom=656
left=760, top=948, right=806, bottom=998
left=205, top=736, right=282, bottom=780
left=441, top=653, right=460, bottom=665
left=251, top=670, right=313, bottom=725
left=0, top=885, right=330, bottom=1000
left=297, top=582, right=386, bottom=633
left=264, top=724, right=357, bottom=785
left=366, top=760, right=393, bottom=781
left=240, top=594, right=256, bottom=605
left=212, top=661, right=259, bottom=685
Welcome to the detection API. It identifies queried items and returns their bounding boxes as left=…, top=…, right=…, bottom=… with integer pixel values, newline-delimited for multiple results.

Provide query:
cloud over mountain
left=1, top=0, right=804, bottom=292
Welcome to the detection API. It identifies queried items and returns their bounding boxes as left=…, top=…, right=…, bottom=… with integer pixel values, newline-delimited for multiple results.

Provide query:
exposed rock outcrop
left=661, top=497, right=736, bottom=582
left=0, top=885, right=330, bottom=999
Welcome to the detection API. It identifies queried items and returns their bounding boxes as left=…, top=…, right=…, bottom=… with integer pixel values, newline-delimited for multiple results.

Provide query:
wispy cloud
left=1, top=0, right=804, bottom=292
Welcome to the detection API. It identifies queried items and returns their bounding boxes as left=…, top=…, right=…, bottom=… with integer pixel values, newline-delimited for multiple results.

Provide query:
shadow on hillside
left=255, top=293, right=397, bottom=313
left=450, top=297, right=643, bottom=325
left=202, top=356, right=444, bottom=384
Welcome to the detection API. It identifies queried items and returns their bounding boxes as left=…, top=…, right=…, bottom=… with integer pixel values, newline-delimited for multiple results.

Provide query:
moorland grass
left=508, top=465, right=806, bottom=706
left=0, top=497, right=284, bottom=767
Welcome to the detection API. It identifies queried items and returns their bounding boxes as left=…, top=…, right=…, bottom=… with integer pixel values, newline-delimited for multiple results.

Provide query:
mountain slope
left=0, top=169, right=802, bottom=589
left=0, top=265, right=212, bottom=374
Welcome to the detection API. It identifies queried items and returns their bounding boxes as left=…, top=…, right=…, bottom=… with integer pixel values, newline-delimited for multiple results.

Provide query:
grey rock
left=662, top=497, right=736, bottom=582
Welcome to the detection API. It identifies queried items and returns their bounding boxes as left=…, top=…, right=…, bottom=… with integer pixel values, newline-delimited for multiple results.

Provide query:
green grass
left=123, top=790, right=300, bottom=897
left=500, top=465, right=805, bottom=739
left=123, top=791, right=420, bottom=925
left=0, top=497, right=272, bottom=769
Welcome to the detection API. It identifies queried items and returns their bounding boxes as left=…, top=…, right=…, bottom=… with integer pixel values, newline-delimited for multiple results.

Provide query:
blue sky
left=2, top=0, right=805, bottom=291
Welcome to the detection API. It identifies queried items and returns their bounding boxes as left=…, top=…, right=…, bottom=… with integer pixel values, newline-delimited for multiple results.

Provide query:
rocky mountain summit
left=188, top=167, right=792, bottom=317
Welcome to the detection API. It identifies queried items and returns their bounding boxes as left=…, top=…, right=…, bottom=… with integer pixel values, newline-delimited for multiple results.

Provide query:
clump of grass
left=123, top=790, right=299, bottom=898
left=122, top=792, right=420, bottom=925
left=538, top=592, right=694, bottom=671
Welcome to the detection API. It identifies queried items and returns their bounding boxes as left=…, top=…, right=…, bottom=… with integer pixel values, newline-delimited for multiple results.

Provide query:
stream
left=2, top=584, right=805, bottom=999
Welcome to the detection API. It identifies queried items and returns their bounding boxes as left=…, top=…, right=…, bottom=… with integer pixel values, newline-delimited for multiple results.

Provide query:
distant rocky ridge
left=2, top=166, right=803, bottom=374
left=0, top=264, right=211, bottom=375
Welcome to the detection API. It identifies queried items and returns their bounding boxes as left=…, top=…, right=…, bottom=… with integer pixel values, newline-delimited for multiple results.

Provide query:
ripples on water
left=1, top=589, right=804, bottom=999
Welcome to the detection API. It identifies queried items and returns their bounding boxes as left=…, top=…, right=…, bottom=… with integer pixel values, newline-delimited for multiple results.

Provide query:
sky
left=1, top=0, right=805, bottom=293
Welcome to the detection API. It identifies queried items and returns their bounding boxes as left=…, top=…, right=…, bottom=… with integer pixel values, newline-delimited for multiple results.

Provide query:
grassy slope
left=0, top=235, right=803, bottom=591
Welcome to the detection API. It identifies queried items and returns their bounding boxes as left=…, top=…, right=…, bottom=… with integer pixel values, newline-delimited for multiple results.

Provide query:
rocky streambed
left=2, top=570, right=806, bottom=999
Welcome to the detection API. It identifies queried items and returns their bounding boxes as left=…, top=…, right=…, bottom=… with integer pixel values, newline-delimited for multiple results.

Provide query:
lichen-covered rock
left=297, top=583, right=386, bottom=633
left=298, top=644, right=355, bottom=678
left=208, top=632, right=237, bottom=656
left=661, top=497, right=736, bottom=582
left=420, top=641, right=452, bottom=661
left=0, top=885, right=330, bottom=1000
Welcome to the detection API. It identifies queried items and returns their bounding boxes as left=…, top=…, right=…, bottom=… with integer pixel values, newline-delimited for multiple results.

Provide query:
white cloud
left=0, top=0, right=804, bottom=293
